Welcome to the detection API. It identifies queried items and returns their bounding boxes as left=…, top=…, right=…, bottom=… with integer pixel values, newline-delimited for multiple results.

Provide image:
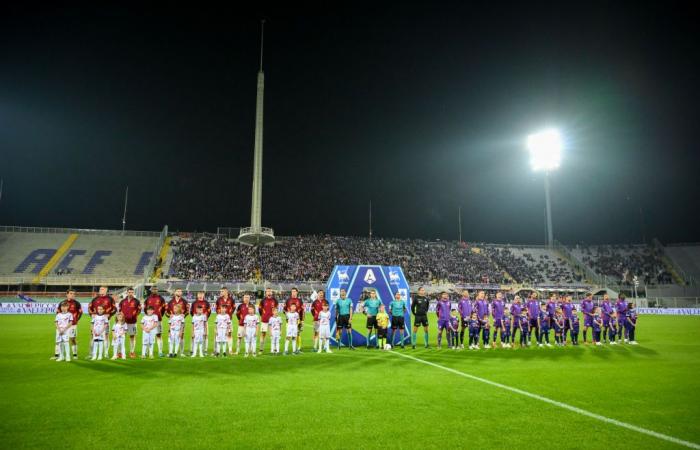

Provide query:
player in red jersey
left=144, top=286, right=167, bottom=356
left=118, top=287, right=141, bottom=358
left=166, top=288, right=190, bottom=356
left=189, top=291, right=211, bottom=356
left=88, top=286, right=115, bottom=355
left=54, top=289, right=83, bottom=359
left=284, top=288, right=305, bottom=352
left=215, top=287, right=235, bottom=354
left=310, top=290, right=328, bottom=352
left=258, top=288, right=278, bottom=354
left=234, top=293, right=253, bottom=355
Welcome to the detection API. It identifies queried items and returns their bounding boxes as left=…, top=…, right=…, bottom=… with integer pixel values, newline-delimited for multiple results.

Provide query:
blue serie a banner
left=326, top=265, right=411, bottom=346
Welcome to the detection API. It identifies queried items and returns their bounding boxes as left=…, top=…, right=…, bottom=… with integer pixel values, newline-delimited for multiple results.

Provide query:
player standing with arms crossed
left=258, top=288, right=278, bottom=354
left=118, top=288, right=141, bottom=358
left=215, top=288, right=235, bottom=354
left=235, top=294, right=253, bottom=355
left=311, top=290, right=328, bottom=352
left=284, top=288, right=305, bottom=352
left=54, top=289, right=82, bottom=360
left=411, top=287, right=430, bottom=349
left=334, top=289, right=355, bottom=350
left=580, top=292, right=594, bottom=344
left=361, top=289, right=382, bottom=349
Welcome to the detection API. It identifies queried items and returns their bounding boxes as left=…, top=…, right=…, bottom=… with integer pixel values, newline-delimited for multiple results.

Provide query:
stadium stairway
left=151, top=236, right=171, bottom=281
left=32, top=234, right=78, bottom=283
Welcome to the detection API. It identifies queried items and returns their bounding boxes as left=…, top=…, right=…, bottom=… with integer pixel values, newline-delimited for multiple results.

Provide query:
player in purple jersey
left=615, top=294, right=629, bottom=342
left=600, top=294, right=614, bottom=343
left=436, top=292, right=452, bottom=349
left=457, top=291, right=473, bottom=349
left=561, top=295, right=575, bottom=344
left=491, top=292, right=506, bottom=348
left=546, top=294, right=557, bottom=321
left=475, top=291, right=489, bottom=320
left=510, top=295, right=523, bottom=345
left=581, top=293, right=595, bottom=344
left=526, top=291, right=540, bottom=345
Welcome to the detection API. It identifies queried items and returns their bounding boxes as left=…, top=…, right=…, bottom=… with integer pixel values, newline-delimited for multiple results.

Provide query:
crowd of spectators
left=482, top=246, right=582, bottom=284
left=169, top=234, right=508, bottom=284
left=574, top=245, right=673, bottom=285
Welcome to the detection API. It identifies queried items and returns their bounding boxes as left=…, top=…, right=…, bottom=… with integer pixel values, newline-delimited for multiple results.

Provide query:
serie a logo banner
left=326, top=265, right=411, bottom=346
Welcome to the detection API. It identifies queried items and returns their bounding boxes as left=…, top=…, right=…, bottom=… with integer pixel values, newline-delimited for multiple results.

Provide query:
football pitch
left=0, top=314, right=699, bottom=449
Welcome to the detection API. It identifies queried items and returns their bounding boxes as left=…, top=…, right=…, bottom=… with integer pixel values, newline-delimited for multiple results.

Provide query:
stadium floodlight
left=526, top=128, right=563, bottom=247
left=527, top=129, right=562, bottom=172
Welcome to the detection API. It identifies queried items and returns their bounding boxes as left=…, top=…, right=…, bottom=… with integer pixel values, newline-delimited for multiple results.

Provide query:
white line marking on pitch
left=392, top=351, right=700, bottom=449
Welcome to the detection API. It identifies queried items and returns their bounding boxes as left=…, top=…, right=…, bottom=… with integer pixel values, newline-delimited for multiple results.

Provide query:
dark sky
left=1, top=2, right=698, bottom=244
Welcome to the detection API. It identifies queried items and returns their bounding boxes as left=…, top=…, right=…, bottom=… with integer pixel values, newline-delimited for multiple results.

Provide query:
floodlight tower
left=239, top=20, right=275, bottom=245
left=527, top=129, right=562, bottom=247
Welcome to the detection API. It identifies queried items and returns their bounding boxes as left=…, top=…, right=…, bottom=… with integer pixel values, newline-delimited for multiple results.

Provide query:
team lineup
left=53, top=285, right=640, bottom=362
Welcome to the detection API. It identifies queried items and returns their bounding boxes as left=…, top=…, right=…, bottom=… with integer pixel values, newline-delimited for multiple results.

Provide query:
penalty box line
left=391, top=351, right=700, bottom=450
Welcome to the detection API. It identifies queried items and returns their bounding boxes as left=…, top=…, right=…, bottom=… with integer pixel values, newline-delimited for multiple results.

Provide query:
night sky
left=1, top=3, right=698, bottom=245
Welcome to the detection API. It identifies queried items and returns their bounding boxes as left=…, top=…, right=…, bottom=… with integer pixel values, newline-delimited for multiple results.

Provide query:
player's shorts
left=337, top=314, right=352, bottom=329
left=377, top=327, right=387, bottom=338
left=143, top=331, right=156, bottom=345
left=602, top=316, right=610, bottom=326
left=112, top=336, right=125, bottom=346
left=68, top=325, right=78, bottom=338
left=493, top=318, right=503, bottom=329
left=366, top=316, right=378, bottom=329
left=529, top=318, right=539, bottom=328
left=245, top=329, right=257, bottom=341
left=437, top=318, right=449, bottom=330
left=126, top=323, right=137, bottom=336
left=286, top=327, right=298, bottom=338
left=391, top=316, right=405, bottom=330
left=313, top=321, right=320, bottom=332
left=584, top=315, right=594, bottom=327
left=237, top=326, right=245, bottom=338
left=413, top=314, right=428, bottom=327
left=55, top=330, right=69, bottom=343
left=319, top=325, right=331, bottom=339
left=618, top=316, right=627, bottom=326
left=261, top=322, right=269, bottom=333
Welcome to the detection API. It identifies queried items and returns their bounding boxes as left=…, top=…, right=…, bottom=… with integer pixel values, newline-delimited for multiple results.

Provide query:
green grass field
left=0, top=313, right=699, bottom=449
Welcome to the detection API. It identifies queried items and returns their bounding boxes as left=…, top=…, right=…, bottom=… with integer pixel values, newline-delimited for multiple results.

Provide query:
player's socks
left=292, top=340, right=297, bottom=353
left=583, top=330, right=588, bottom=343
left=348, top=332, right=353, bottom=348
left=424, top=332, right=429, bottom=346
left=313, top=337, right=319, bottom=350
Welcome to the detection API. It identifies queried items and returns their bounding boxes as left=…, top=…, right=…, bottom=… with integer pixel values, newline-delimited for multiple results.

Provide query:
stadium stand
left=569, top=244, right=672, bottom=286
left=664, top=244, right=700, bottom=284
left=482, top=246, right=582, bottom=285
left=0, top=227, right=161, bottom=283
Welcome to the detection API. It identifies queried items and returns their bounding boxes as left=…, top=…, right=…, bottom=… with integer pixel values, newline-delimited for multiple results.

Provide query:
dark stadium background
left=1, top=2, right=698, bottom=244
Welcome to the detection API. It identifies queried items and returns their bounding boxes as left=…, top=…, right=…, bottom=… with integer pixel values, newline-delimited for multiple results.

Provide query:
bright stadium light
left=527, top=129, right=562, bottom=172
left=526, top=128, right=563, bottom=247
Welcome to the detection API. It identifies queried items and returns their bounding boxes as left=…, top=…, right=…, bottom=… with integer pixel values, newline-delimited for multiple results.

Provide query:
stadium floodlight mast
left=527, top=128, right=562, bottom=247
